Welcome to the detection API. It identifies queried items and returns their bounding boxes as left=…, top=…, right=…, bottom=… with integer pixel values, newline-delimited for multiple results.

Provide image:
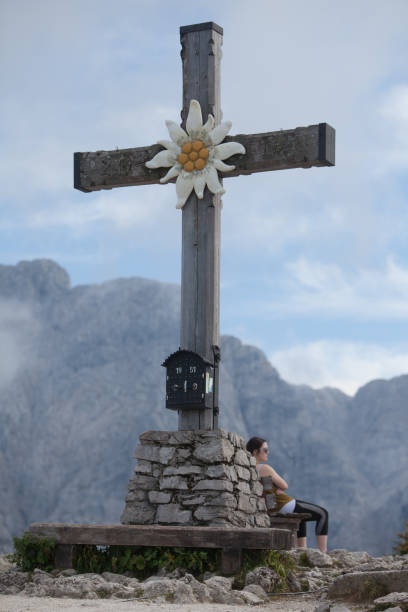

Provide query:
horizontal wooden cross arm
left=74, top=123, right=335, bottom=192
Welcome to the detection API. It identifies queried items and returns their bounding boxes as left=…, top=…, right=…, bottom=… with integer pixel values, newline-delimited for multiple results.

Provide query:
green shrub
left=299, top=551, right=312, bottom=567
left=12, top=532, right=56, bottom=572
left=234, top=549, right=295, bottom=591
left=73, top=544, right=220, bottom=578
left=393, top=520, right=408, bottom=555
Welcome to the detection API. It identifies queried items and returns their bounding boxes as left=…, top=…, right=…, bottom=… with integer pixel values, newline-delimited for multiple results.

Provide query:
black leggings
left=294, top=500, right=329, bottom=538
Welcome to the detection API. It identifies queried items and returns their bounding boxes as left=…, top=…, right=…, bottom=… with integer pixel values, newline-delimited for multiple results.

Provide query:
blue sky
left=1, top=0, right=408, bottom=395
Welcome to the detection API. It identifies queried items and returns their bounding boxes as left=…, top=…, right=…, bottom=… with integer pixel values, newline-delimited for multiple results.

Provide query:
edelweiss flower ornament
left=146, top=100, right=246, bottom=208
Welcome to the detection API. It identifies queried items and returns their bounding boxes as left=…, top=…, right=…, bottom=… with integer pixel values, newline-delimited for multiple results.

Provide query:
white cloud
left=275, top=256, right=408, bottom=319
left=28, top=184, right=174, bottom=231
left=377, top=84, right=408, bottom=171
left=270, top=340, right=408, bottom=396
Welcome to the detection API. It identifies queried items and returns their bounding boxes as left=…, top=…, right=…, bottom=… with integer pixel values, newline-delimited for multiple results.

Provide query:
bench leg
left=221, top=547, right=242, bottom=575
left=55, top=544, right=74, bottom=569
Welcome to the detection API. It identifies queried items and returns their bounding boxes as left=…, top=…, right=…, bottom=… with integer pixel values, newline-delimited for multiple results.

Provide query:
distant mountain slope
left=0, top=260, right=406, bottom=555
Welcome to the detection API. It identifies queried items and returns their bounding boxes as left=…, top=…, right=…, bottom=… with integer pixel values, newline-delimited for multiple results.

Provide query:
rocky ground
left=0, top=549, right=407, bottom=612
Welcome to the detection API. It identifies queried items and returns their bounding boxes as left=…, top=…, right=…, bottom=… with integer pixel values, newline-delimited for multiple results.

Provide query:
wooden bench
left=29, top=523, right=296, bottom=575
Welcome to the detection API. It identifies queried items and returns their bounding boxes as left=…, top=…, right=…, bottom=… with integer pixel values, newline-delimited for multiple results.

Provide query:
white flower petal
left=209, top=121, right=232, bottom=145
left=146, top=150, right=177, bottom=169
left=206, top=166, right=225, bottom=195
left=166, top=121, right=189, bottom=147
left=193, top=173, right=206, bottom=199
left=160, top=165, right=180, bottom=184
left=214, top=141, right=246, bottom=160
left=176, top=174, right=194, bottom=209
left=186, top=100, right=203, bottom=137
left=157, top=139, right=180, bottom=153
left=213, top=158, right=236, bottom=173
left=201, top=115, right=215, bottom=140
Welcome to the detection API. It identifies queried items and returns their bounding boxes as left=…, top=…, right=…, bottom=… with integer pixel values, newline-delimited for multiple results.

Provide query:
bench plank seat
left=29, top=523, right=293, bottom=575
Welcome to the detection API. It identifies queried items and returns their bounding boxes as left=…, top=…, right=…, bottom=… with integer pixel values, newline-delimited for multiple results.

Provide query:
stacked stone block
left=121, top=429, right=270, bottom=528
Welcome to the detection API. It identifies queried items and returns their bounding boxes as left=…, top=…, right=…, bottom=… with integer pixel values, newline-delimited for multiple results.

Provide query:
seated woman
left=246, top=436, right=329, bottom=553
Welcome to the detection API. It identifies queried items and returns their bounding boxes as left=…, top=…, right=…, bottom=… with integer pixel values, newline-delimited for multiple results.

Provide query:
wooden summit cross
left=74, top=22, right=335, bottom=432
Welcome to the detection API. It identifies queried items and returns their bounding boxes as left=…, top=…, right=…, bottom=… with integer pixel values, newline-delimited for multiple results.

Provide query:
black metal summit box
left=162, top=349, right=214, bottom=411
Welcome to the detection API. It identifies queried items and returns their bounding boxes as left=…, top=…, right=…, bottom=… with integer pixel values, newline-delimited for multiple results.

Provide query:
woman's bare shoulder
left=257, top=463, right=276, bottom=477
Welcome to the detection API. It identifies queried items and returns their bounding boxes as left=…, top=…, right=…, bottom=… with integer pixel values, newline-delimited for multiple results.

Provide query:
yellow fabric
left=264, top=487, right=294, bottom=512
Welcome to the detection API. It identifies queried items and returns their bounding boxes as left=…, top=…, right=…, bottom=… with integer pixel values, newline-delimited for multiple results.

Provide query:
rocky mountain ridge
left=0, top=259, right=407, bottom=555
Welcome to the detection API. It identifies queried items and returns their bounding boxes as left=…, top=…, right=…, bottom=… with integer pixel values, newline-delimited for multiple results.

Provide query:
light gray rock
left=228, top=432, right=245, bottom=449
left=238, top=493, right=257, bottom=513
left=173, top=580, right=196, bottom=603
left=148, top=491, right=172, bottom=504
left=304, top=548, right=334, bottom=567
left=125, top=490, right=146, bottom=503
left=193, top=439, right=235, bottom=463
left=193, top=479, right=233, bottom=492
left=287, top=570, right=303, bottom=592
left=236, top=480, right=251, bottom=494
left=245, top=566, right=279, bottom=592
left=160, top=476, right=188, bottom=490
left=128, top=474, right=158, bottom=491
left=204, top=492, right=238, bottom=508
left=179, top=573, right=211, bottom=602
left=234, top=449, right=251, bottom=466
left=163, top=465, right=202, bottom=476
left=204, top=576, right=235, bottom=604
left=251, top=481, right=264, bottom=496
left=254, top=513, right=271, bottom=527
left=59, top=568, right=78, bottom=576
left=0, top=569, right=30, bottom=594
left=194, top=506, right=235, bottom=522
left=236, top=465, right=251, bottom=481
left=206, top=464, right=237, bottom=481
left=168, top=431, right=196, bottom=445
left=142, top=577, right=177, bottom=598
left=133, top=460, right=152, bottom=474
left=313, top=603, right=330, bottom=612
left=329, top=549, right=372, bottom=567
left=133, top=444, right=175, bottom=465
left=374, top=592, right=408, bottom=607
left=0, top=556, right=14, bottom=571
left=328, top=570, right=408, bottom=601
left=156, top=503, right=192, bottom=524
left=139, top=431, right=171, bottom=444
left=243, top=582, right=268, bottom=599
left=101, top=571, right=133, bottom=584
left=257, top=497, right=267, bottom=511
left=240, top=589, right=264, bottom=604
left=180, top=495, right=206, bottom=506
left=120, top=501, right=156, bottom=524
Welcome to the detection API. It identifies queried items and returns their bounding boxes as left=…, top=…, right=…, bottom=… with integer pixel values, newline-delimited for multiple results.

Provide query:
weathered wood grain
left=177, top=22, right=223, bottom=430
left=221, top=547, right=242, bottom=575
left=74, top=124, right=335, bottom=193
left=29, top=523, right=292, bottom=550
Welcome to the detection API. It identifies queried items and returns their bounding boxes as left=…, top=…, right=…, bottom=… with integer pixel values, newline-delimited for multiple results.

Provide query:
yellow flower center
left=178, top=140, right=209, bottom=172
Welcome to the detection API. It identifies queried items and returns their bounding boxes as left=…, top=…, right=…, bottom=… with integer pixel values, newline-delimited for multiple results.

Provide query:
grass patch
left=233, top=549, right=296, bottom=592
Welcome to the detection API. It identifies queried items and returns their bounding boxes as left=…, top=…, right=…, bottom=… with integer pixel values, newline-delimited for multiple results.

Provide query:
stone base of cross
left=74, top=22, right=335, bottom=431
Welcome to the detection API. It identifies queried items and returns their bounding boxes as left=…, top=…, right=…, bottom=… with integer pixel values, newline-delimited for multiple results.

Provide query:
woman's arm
left=257, top=463, right=289, bottom=490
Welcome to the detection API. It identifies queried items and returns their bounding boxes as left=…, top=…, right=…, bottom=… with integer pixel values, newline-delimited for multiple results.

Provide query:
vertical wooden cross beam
left=178, top=23, right=223, bottom=431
